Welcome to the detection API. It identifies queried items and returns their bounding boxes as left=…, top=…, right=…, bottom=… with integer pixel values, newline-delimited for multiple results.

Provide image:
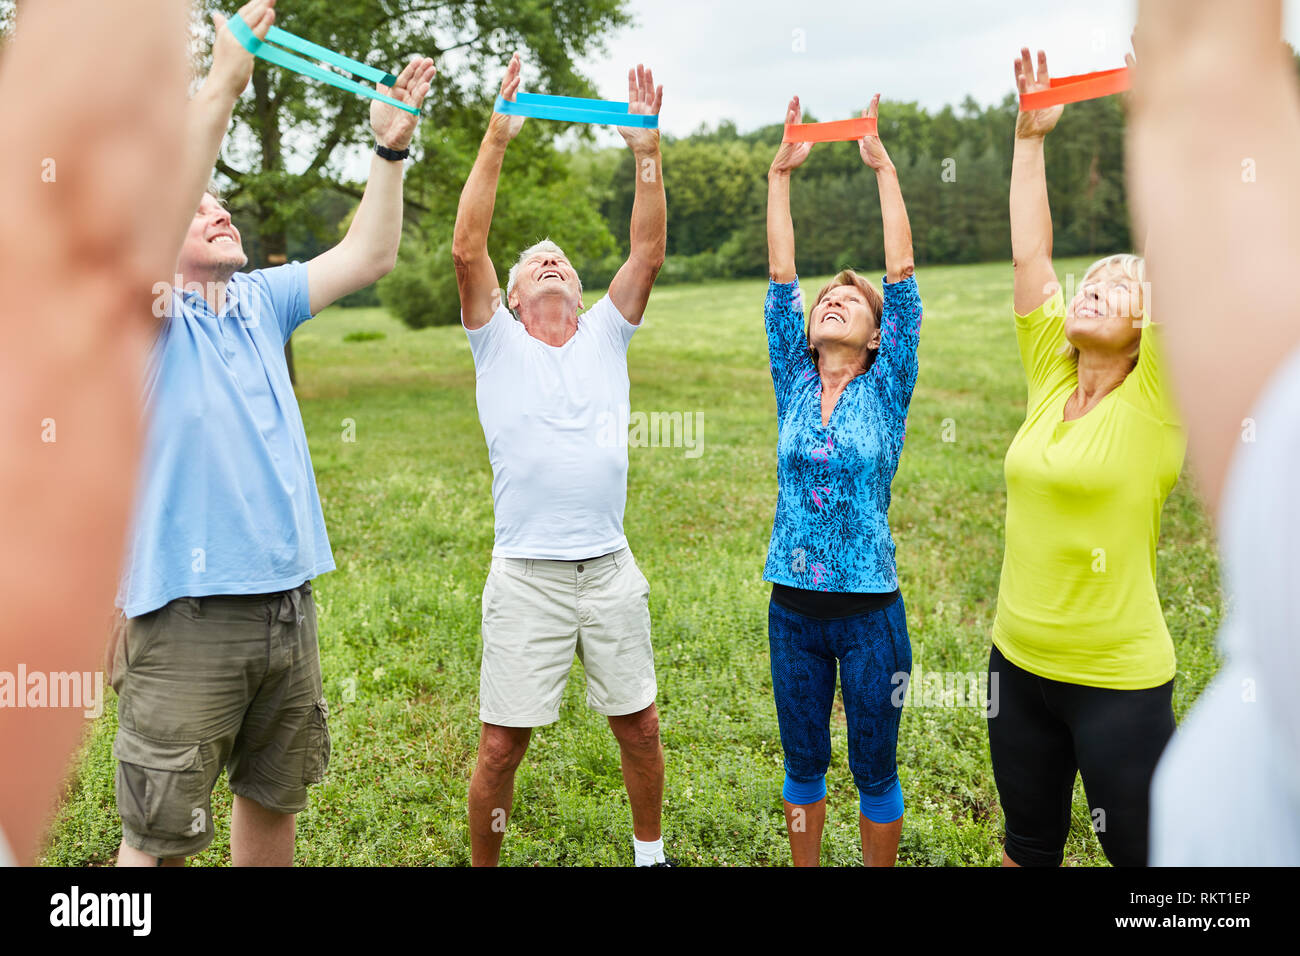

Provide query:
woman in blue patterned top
left=764, top=94, right=922, bottom=866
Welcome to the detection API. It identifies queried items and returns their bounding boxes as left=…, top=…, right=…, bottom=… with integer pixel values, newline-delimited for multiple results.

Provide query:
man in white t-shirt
left=451, top=54, right=670, bottom=867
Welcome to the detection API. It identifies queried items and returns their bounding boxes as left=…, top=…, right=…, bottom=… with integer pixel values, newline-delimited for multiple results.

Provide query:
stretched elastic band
left=782, top=773, right=827, bottom=805
left=227, top=13, right=418, bottom=115
left=265, top=25, right=397, bottom=87
left=1019, top=67, right=1130, bottom=111
left=494, top=92, right=658, bottom=128
left=783, top=116, right=876, bottom=143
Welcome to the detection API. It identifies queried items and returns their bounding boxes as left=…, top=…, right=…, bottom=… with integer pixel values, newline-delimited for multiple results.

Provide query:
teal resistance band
left=265, top=25, right=397, bottom=87
left=227, top=13, right=418, bottom=115
left=494, top=92, right=657, bottom=128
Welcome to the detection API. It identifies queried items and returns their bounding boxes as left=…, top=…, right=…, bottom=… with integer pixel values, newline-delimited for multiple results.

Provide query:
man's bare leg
left=116, top=842, right=185, bottom=867
left=608, top=704, right=664, bottom=842
left=468, top=723, right=532, bottom=866
left=231, top=795, right=295, bottom=866
left=116, top=794, right=295, bottom=866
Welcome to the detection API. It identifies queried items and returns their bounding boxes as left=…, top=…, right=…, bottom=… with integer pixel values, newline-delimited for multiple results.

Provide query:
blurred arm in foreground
left=0, top=0, right=187, bottom=864
left=1129, top=0, right=1300, bottom=865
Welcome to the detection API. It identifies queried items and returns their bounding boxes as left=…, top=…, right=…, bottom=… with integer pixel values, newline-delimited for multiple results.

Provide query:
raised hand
left=770, top=96, right=813, bottom=174
left=617, top=64, right=663, bottom=154
left=372, top=55, right=437, bottom=151
left=487, top=53, right=526, bottom=145
left=858, top=94, right=893, bottom=171
left=210, top=0, right=276, bottom=100
left=1014, top=48, right=1064, bottom=140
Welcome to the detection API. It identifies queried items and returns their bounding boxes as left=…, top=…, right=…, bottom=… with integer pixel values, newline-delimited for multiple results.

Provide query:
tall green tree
left=191, top=0, right=630, bottom=244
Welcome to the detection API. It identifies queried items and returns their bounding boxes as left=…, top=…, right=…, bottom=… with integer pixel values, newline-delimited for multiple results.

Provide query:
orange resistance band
left=783, top=116, right=877, bottom=143
left=1019, top=67, right=1130, bottom=111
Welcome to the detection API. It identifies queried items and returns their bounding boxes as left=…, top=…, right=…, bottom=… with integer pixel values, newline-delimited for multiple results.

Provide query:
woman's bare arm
left=1011, top=49, right=1064, bottom=315
left=767, top=96, right=812, bottom=283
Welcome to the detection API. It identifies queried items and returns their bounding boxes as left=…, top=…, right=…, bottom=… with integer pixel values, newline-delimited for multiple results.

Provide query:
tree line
left=381, top=91, right=1130, bottom=327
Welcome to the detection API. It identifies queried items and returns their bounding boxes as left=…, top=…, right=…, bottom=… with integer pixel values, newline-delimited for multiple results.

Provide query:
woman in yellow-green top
left=989, top=49, right=1186, bottom=868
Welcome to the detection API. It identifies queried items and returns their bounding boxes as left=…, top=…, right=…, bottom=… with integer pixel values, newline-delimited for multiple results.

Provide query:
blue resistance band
left=494, top=92, right=657, bottom=128
left=226, top=13, right=418, bottom=115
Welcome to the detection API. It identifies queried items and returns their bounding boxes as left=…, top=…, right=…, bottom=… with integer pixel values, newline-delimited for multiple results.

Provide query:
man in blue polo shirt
left=110, top=0, right=436, bottom=866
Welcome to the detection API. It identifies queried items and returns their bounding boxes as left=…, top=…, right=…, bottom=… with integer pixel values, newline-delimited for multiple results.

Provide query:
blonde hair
left=1061, top=253, right=1147, bottom=362
left=805, top=269, right=885, bottom=370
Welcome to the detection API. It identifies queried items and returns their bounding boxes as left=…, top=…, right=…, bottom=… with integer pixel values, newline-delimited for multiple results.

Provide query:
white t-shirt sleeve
left=1148, top=347, right=1300, bottom=864
left=581, top=294, right=638, bottom=355
left=1150, top=654, right=1300, bottom=864
left=1218, top=342, right=1300, bottom=759
left=463, top=304, right=518, bottom=373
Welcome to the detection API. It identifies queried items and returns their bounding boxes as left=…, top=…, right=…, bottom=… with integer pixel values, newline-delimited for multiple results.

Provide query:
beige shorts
left=479, top=547, right=657, bottom=727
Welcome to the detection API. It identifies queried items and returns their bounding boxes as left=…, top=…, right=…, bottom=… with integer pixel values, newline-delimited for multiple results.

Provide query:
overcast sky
left=323, top=0, right=1300, bottom=175
left=567, top=0, right=1300, bottom=144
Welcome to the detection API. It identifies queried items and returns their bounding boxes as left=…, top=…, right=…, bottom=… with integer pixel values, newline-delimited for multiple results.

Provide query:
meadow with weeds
left=42, top=257, right=1222, bottom=866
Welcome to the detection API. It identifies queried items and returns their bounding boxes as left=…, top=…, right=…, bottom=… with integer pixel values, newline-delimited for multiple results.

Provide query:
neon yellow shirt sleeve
left=1014, top=288, right=1075, bottom=410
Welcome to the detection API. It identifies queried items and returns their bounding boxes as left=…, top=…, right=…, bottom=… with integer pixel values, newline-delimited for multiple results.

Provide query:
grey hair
left=505, top=239, right=582, bottom=301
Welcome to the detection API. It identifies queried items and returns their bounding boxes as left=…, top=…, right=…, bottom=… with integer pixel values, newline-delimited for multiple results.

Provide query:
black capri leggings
left=986, top=643, right=1175, bottom=867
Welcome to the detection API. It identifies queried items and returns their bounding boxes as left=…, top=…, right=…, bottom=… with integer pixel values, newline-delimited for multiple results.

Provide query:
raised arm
left=1129, top=0, right=1300, bottom=512
left=453, top=54, right=525, bottom=331
left=608, top=65, right=666, bottom=325
left=1011, top=49, right=1064, bottom=315
left=307, top=56, right=436, bottom=314
left=859, top=96, right=921, bottom=416
left=767, top=96, right=812, bottom=283
left=165, top=0, right=276, bottom=281
left=859, top=94, right=915, bottom=281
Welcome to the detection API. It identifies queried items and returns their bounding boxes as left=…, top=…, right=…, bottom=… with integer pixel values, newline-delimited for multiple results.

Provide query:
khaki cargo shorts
left=109, top=582, right=330, bottom=859
left=479, top=547, right=657, bottom=727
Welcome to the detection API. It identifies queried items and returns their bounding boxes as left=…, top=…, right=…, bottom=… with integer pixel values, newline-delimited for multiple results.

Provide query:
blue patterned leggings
left=768, top=595, right=912, bottom=821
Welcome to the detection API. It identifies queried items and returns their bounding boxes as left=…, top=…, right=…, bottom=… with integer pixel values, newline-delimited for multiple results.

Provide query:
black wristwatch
left=375, top=143, right=410, bottom=162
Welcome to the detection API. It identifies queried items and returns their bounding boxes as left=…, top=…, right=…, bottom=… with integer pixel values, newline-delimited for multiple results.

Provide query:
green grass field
left=41, top=257, right=1224, bottom=866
